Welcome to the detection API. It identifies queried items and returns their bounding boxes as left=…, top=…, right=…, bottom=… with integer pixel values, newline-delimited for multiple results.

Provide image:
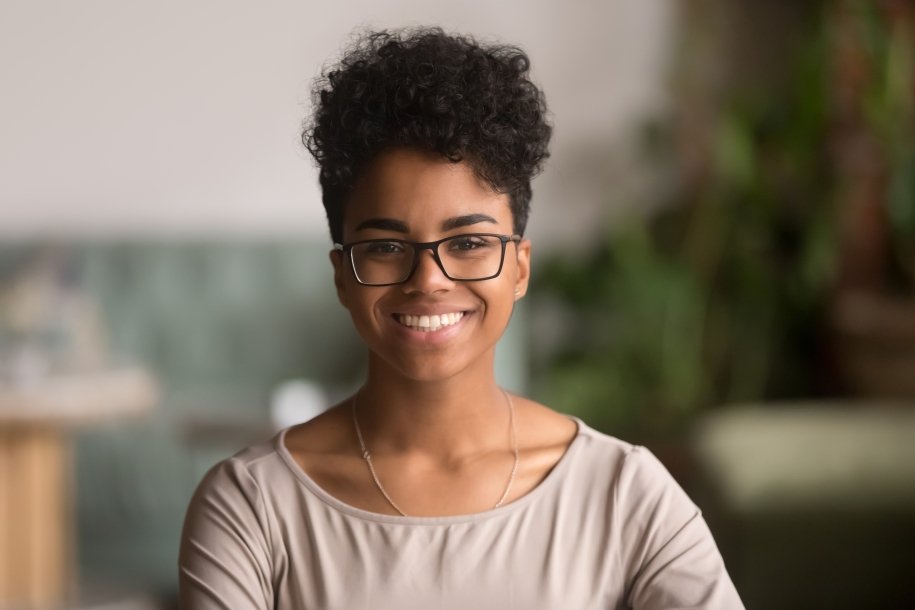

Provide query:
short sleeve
left=616, top=446, right=744, bottom=610
left=179, top=458, right=275, bottom=610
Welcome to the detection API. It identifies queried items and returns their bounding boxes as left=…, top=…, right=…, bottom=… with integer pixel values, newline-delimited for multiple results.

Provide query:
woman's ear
left=329, top=249, right=349, bottom=309
left=513, top=239, right=531, bottom=301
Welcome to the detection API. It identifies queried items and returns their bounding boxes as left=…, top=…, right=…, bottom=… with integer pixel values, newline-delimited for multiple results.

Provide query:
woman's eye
left=449, top=236, right=488, bottom=251
left=365, top=241, right=405, bottom=255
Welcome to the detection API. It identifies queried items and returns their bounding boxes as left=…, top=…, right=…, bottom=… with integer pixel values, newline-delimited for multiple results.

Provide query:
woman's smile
left=394, top=311, right=465, bottom=332
left=386, top=308, right=474, bottom=345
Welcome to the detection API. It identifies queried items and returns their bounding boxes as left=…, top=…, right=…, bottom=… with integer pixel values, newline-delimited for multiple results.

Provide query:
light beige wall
left=0, top=0, right=675, bottom=243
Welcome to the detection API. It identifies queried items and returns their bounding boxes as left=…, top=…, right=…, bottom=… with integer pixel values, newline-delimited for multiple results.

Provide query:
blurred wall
left=0, top=0, right=676, bottom=247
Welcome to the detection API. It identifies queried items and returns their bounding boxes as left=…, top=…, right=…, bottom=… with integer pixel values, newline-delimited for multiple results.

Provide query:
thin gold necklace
left=351, top=390, right=519, bottom=517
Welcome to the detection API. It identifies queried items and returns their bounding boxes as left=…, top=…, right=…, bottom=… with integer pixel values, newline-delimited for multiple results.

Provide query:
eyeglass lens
left=351, top=235, right=505, bottom=285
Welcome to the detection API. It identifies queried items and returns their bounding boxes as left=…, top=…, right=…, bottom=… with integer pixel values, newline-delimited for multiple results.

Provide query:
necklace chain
left=351, top=390, right=519, bottom=517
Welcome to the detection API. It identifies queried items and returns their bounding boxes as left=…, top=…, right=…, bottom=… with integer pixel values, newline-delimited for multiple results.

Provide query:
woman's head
left=303, top=27, right=552, bottom=244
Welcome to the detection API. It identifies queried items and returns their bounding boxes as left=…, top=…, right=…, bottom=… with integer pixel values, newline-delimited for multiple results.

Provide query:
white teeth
left=396, top=312, right=465, bottom=332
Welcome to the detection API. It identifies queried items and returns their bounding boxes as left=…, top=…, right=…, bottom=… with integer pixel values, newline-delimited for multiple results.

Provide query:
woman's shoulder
left=569, top=424, right=697, bottom=520
left=192, top=405, right=355, bottom=493
left=523, top=402, right=684, bottom=500
left=188, top=408, right=346, bottom=507
left=224, top=404, right=355, bottom=485
left=517, top=398, right=634, bottom=463
left=511, top=398, right=665, bottom=500
left=514, top=396, right=580, bottom=454
left=282, top=403, right=353, bottom=458
left=188, top=433, right=288, bottom=510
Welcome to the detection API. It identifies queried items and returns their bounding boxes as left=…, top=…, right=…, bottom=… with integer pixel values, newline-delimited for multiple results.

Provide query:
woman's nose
left=403, top=249, right=453, bottom=293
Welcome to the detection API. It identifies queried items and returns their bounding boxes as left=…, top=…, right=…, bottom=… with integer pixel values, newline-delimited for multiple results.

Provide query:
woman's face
left=331, top=148, right=531, bottom=383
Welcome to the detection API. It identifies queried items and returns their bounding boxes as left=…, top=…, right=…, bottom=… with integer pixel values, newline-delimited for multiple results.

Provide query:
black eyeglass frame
left=333, top=233, right=522, bottom=287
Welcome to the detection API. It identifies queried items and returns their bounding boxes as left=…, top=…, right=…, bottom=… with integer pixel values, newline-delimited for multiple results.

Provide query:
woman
left=179, top=28, right=744, bottom=609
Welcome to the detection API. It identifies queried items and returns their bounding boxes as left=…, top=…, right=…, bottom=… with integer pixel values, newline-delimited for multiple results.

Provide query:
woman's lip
left=390, top=308, right=471, bottom=316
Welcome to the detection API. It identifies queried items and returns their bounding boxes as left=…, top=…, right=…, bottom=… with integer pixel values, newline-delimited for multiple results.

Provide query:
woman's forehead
left=345, top=149, right=513, bottom=229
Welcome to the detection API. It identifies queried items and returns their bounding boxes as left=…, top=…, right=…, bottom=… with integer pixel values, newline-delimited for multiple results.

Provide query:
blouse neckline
left=273, top=414, right=586, bottom=526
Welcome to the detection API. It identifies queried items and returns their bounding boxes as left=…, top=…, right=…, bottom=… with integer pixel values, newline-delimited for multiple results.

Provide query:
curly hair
left=302, top=28, right=552, bottom=243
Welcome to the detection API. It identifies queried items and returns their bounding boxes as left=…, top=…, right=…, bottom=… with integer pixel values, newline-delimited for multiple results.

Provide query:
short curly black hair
left=302, top=27, right=552, bottom=244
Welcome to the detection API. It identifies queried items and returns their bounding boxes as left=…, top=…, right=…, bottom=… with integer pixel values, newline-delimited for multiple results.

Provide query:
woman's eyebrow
left=355, top=214, right=498, bottom=233
left=441, top=214, right=498, bottom=231
left=355, top=218, right=409, bottom=232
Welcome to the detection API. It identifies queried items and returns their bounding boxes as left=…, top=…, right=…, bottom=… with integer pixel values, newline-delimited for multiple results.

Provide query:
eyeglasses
left=334, top=233, right=521, bottom=286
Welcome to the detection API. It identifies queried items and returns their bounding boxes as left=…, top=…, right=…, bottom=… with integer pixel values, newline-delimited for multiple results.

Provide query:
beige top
left=179, top=417, right=743, bottom=609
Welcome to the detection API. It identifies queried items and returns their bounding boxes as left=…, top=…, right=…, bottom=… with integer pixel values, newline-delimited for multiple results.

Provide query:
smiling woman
left=328, top=148, right=529, bottom=384
left=177, top=27, right=744, bottom=609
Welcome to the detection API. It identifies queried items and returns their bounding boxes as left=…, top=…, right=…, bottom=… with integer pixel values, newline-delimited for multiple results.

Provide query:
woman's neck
left=356, top=357, right=513, bottom=461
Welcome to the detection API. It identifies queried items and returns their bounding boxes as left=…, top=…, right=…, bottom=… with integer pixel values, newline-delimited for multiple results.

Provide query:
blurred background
left=1, top=0, right=914, bottom=608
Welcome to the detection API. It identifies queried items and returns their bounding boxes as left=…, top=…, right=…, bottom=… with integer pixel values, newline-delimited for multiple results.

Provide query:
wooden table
left=0, top=367, right=157, bottom=610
